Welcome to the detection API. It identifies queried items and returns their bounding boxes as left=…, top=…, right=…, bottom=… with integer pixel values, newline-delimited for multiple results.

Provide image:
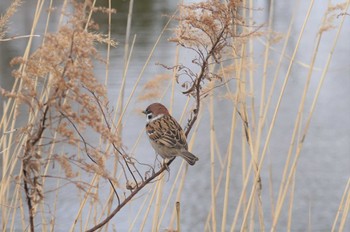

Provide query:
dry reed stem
left=332, top=178, right=350, bottom=231
left=275, top=0, right=324, bottom=213
left=338, top=179, right=350, bottom=232
left=113, top=10, right=177, bottom=129
left=0, top=0, right=22, bottom=40
left=127, top=186, right=153, bottom=231
left=152, top=174, right=166, bottom=231
left=238, top=0, right=317, bottom=230
left=88, top=3, right=249, bottom=230
left=0, top=5, right=43, bottom=227
left=176, top=201, right=181, bottom=232
left=93, top=2, right=115, bottom=230
left=168, top=106, right=201, bottom=230
left=168, top=163, right=188, bottom=230
left=204, top=135, right=227, bottom=231
left=140, top=178, right=161, bottom=231
left=115, top=0, right=134, bottom=140
left=157, top=101, right=191, bottom=231
left=158, top=161, right=184, bottom=230
left=1, top=2, right=120, bottom=231
left=221, top=88, right=238, bottom=232
left=209, top=73, right=217, bottom=232
left=237, top=41, right=264, bottom=231
left=272, top=1, right=350, bottom=229
left=287, top=172, right=296, bottom=231
left=5, top=0, right=342, bottom=231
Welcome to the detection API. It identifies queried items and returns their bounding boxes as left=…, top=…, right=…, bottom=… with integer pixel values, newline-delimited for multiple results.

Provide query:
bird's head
left=142, top=103, right=170, bottom=122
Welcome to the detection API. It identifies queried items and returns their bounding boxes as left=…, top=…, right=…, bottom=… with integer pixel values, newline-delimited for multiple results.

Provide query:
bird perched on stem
left=142, top=103, right=199, bottom=166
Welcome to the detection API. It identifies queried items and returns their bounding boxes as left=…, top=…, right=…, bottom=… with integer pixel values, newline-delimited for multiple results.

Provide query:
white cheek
left=150, top=114, right=164, bottom=122
left=148, top=114, right=164, bottom=123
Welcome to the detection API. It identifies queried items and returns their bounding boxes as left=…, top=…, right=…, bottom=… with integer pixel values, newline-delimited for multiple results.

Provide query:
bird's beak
left=142, top=110, right=147, bottom=115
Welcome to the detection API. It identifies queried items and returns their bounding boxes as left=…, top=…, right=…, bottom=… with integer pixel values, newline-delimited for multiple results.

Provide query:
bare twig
left=22, top=169, right=35, bottom=232
left=22, top=105, right=49, bottom=232
left=86, top=1, right=250, bottom=231
left=0, top=34, right=40, bottom=42
left=86, top=101, right=198, bottom=231
left=85, top=158, right=175, bottom=232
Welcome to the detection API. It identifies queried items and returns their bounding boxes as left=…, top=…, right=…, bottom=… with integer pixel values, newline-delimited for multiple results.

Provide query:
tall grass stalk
left=115, top=0, right=134, bottom=138
left=209, top=85, right=217, bottom=232
left=168, top=109, right=202, bottom=230
left=221, top=89, right=238, bottom=232
left=338, top=189, right=350, bottom=232
left=152, top=175, right=165, bottom=231
left=332, top=178, right=350, bottom=232
left=139, top=181, right=159, bottom=231
left=273, top=0, right=350, bottom=229
left=287, top=171, right=296, bottom=231
left=1, top=0, right=349, bottom=231
left=204, top=127, right=226, bottom=231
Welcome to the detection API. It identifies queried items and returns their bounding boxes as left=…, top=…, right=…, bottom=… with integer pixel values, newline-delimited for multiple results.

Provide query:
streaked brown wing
left=146, top=115, right=187, bottom=149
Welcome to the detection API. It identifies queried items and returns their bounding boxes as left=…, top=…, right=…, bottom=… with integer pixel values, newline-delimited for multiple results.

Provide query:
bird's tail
left=181, top=151, right=199, bottom=166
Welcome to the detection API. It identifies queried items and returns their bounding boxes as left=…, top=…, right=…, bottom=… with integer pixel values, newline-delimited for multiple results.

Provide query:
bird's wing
left=146, top=115, right=188, bottom=149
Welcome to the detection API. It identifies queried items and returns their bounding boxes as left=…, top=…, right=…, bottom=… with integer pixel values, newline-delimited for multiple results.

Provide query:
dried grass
left=0, top=0, right=349, bottom=232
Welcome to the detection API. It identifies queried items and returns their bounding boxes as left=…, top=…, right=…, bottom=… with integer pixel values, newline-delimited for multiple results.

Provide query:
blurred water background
left=0, top=0, right=349, bottom=231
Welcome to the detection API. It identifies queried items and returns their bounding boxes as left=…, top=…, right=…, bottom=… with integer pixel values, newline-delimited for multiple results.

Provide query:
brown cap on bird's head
left=142, top=103, right=170, bottom=116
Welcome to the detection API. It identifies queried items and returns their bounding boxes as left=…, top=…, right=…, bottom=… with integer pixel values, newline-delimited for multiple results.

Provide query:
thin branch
left=0, top=34, right=40, bottom=42
left=23, top=168, right=35, bottom=232
left=22, top=104, right=49, bottom=232
left=86, top=2, right=251, bottom=231
left=89, top=89, right=140, bottom=187
left=86, top=158, right=175, bottom=232
left=61, top=112, right=121, bottom=205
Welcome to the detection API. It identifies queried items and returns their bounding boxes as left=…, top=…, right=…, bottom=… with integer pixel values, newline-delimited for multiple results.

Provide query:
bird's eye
left=147, top=114, right=152, bottom=120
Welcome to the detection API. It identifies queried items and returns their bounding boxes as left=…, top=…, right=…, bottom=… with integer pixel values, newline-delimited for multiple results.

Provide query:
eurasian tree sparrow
left=142, top=103, right=199, bottom=165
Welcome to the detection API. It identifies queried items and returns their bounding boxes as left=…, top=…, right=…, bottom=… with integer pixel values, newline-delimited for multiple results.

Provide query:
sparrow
left=142, top=103, right=199, bottom=166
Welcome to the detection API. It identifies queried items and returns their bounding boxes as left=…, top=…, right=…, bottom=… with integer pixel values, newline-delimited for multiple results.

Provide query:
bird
left=142, top=103, right=199, bottom=166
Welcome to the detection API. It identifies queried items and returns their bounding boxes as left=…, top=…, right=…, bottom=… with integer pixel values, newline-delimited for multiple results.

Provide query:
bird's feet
left=163, top=159, right=170, bottom=171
